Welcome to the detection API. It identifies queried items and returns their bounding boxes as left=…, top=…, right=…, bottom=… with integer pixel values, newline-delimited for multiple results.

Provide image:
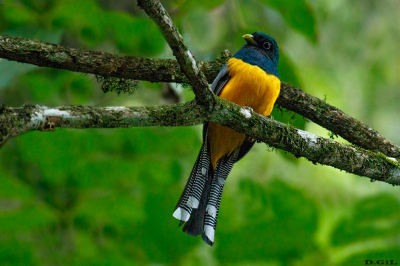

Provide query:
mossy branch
left=0, top=102, right=208, bottom=147
left=1, top=102, right=400, bottom=185
left=276, top=84, right=400, bottom=159
left=1, top=34, right=398, bottom=158
left=213, top=97, right=400, bottom=185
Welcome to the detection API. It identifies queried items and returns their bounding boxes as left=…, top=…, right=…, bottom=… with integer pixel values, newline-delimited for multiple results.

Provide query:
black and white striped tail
left=172, top=143, right=211, bottom=223
left=173, top=143, right=238, bottom=245
left=202, top=154, right=236, bottom=245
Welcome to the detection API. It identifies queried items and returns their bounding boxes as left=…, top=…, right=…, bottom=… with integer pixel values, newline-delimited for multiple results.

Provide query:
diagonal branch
left=137, top=0, right=214, bottom=105
left=276, top=84, right=400, bottom=158
left=1, top=34, right=398, bottom=158
left=1, top=102, right=400, bottom=185
left=213, top=97, right=400, bottom=185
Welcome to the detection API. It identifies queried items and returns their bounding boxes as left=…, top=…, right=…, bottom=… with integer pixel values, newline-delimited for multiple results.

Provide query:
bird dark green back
left=173, top=32, right=280, bottom=245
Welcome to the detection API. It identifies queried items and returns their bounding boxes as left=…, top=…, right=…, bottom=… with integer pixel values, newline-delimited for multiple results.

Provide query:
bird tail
left=173, top=142, right=237, bottom=245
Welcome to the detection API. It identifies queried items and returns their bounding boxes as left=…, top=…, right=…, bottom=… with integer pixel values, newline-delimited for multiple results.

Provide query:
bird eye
left=263, top=42, right=271, bottom=50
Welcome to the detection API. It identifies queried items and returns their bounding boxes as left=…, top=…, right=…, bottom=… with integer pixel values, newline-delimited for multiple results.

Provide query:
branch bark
left=1, top=102, right=400, bottom=185
left=276, top=84, right=400, bottom=158
left=212, top=97, right=400, bottom=185
left=1, top=34, right=398, bottom=158
left=0, top=102, right=208, bottom=147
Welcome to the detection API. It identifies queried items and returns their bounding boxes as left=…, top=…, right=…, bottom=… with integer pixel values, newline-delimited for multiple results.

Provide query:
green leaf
left=50, top=0, right=107, bottom=46
left=1, top=68, right=96, bottom=106
left=217, top=179, right=318, bottom=263
left=170, top=0, right=226, bottom=14
left=260, top=0, right=317, bottom=42
left=0, top=0, right=38, bottom=27
left=0, top=205, right=55, bottom=232
left=0, top=234, right=36, bottom=265
left=332, top=194, right=400, bottom=246
left=107, top=12, right=165, bottom=56
left=278, top=53, right=302, bottom=87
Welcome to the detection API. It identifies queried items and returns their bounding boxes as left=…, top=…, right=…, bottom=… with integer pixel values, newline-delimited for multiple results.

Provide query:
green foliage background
left=1, top=0, right=400, bottom=265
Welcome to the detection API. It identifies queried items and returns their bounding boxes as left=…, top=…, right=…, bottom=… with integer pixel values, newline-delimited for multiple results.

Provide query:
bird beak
left=242, top=34, right=257, bottom=46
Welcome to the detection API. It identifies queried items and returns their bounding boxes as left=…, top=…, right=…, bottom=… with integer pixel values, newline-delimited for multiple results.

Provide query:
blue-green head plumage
left=233, top=31, right=279, bottom=77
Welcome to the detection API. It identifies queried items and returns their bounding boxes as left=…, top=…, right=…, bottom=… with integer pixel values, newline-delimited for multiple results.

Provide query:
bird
left=173, top=31, right=280, bottom=245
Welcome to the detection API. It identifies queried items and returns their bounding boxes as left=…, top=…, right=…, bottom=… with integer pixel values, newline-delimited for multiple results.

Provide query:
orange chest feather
left=208, top=58, right=281, bottom=168
left=220, top=58, right=281, bottom=116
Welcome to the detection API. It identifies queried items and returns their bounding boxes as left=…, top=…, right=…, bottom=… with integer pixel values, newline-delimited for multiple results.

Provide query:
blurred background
left=1, top=0, right=400, bottom=265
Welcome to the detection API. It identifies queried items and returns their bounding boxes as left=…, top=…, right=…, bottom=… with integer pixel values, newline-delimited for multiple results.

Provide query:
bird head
left=242, top=31, right=279, bottom=66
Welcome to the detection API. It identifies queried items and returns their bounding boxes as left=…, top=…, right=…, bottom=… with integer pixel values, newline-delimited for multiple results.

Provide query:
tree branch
left=1, top=102, right=399, bottom=185
left=0, top=101, right=208, bottom=147
left=1, top=34, right=398, bottom=158
left=213, top=97, right=400, bottom=185
left=0, top=34, right=224, bottom=84
left=277, top=84, right=400, bottom=158
left=137, top=0, right=214, bottom=104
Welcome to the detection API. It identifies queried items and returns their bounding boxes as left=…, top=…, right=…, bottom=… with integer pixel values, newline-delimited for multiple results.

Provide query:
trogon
left=173, top=32, right=280, bottom=245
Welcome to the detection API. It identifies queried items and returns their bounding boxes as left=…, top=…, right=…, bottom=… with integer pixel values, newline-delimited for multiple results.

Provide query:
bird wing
left=210, top=64, right=230, bottom=96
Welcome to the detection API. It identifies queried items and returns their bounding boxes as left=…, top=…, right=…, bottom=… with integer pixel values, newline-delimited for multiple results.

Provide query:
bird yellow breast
left=208, top=58, right=280, bottom=168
